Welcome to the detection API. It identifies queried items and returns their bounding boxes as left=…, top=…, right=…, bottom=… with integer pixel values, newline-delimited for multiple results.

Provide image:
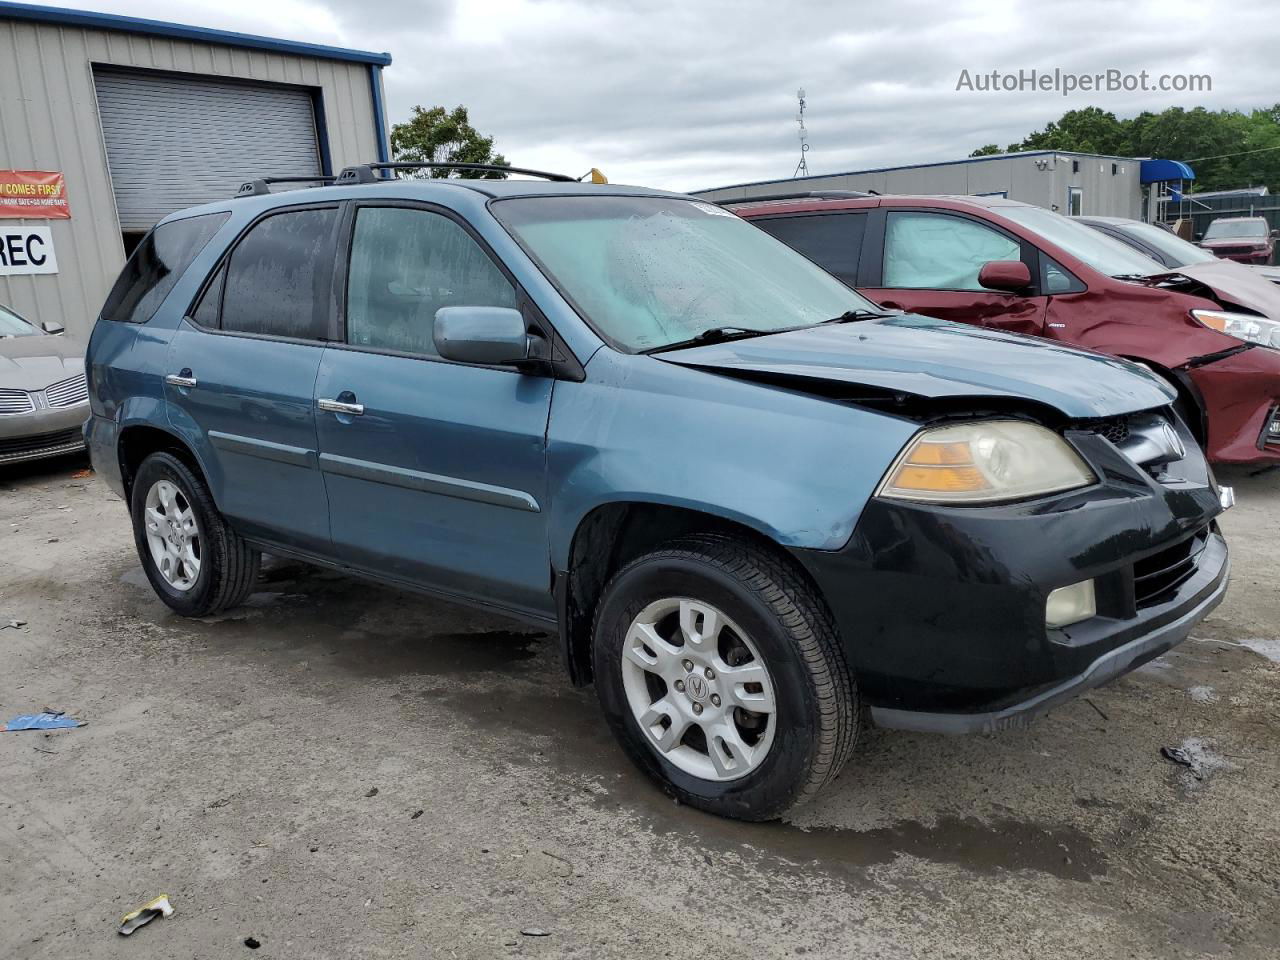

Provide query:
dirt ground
left=1, top=457, right=1278, bottom=959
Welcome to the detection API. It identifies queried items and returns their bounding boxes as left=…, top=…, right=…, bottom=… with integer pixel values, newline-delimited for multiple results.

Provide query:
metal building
left=0, top=1, right=392, bottom=337
left=693, top=151, right=1195, bottom=224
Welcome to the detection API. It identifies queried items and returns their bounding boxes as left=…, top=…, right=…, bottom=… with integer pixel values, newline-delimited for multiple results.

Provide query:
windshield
left=997, top=206, right=1166, bottom=278
left=1203, top=219, right=1267, bottom=240
left=492, top=196, right=879, bottom=352
left=1114, top=221, right=1217, bottom=266
left=0, top=304, right=39, bottom=337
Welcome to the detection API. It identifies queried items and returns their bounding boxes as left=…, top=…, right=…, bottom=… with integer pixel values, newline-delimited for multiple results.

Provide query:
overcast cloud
left=68, top=0, right=1280, bottom=191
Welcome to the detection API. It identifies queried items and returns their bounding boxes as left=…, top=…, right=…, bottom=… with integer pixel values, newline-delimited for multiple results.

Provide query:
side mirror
left=1270, top=229, right=1279, bottom=239
left=978, top=260, right=1032, bottom=293
left=434, top=306, right=531, bottom=366
left=41, top=320, right=65, bottom=335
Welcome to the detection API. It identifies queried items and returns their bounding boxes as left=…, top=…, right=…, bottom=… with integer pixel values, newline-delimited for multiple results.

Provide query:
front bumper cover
left=792, top=420, right=1228, bottom=728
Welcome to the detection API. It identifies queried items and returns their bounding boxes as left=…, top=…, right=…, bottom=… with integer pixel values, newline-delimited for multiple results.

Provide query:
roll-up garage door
left=94, top=69, right=323, bottom=231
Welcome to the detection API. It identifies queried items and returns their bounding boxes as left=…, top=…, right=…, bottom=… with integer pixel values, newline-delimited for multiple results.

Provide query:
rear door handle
left=317, top=397, right=365, bottom=416
left=165, top=371, right=197, bottom=388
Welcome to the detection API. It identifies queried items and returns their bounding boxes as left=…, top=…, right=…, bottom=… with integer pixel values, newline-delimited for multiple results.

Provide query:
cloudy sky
left=70, top=0, right=1279, bottom=191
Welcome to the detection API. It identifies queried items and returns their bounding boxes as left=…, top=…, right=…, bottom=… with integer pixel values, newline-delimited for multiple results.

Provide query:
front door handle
left=165, top=370, right=197, bottom=388
left=317, top=397, right=365, bottom=416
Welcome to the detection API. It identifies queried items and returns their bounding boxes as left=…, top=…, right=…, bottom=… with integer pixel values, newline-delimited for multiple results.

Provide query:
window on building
left=753, top=213, right=867, bottom=286
left=101, top=212, right=229, bottom=324
left=1068, top=187, right=1084, bottom=217
left=220, top=208, right=338, bottom=340
left=346, top=207, right=517, bottom=356
left=883, top=212, right=1022, bottom=291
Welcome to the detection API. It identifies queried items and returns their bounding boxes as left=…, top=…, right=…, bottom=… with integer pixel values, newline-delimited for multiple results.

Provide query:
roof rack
left=235, top=176, right=337, bottom=198
left=714, top=190, right=877, bottom=206
left=335, top=162, right=577, bottom=184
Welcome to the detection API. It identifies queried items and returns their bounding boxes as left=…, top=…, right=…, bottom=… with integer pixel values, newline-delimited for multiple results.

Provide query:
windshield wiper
left=819, top=308, right=900, bottom=324
left=644, top=326, right=779, bottom=354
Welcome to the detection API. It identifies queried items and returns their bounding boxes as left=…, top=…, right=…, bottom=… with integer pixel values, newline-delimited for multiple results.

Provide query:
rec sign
left=0, top=227, right=59, bottom=276
left=0, top=170, right=71, bottom=219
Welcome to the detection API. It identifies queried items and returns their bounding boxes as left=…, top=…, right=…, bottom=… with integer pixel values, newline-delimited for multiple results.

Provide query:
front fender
left=546, top=351, right=917, bottom=569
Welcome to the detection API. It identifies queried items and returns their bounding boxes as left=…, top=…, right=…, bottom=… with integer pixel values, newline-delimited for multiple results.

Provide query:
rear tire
left=592, top=533, right=859, bottom=821
left=130, top=452, right=260, bottom=618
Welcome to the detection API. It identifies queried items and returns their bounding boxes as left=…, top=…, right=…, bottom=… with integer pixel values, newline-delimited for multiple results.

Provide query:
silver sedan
left=0, top=303, right=89, bottom=466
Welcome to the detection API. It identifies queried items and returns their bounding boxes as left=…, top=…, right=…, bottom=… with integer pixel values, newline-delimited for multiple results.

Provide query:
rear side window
left=753, top=213, right=866, bottom=286
left=101, top=212, right=228, bottom=324
left=220, top=208, right=338, bottom=340
left=346, top=206, right=516, bottom=356
left=883, top=211, right=1022, bottom=291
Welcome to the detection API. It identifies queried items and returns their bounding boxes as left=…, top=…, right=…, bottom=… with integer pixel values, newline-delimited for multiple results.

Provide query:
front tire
left=130, top=452, right=260, bottom=617
left=592, top=534, right=859, bottom=821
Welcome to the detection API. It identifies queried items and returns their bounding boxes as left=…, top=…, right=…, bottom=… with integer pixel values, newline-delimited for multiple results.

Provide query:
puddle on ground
left=443, top=687, right=1105, bottom=883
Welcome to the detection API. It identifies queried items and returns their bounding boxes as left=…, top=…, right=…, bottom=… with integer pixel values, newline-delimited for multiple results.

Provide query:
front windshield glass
left=0, top=304, right=39, bottom=337
left=1117, top=221, right=1217, bottom=266
left=492, top=196, right=879, bottom=352
left=1203, top=219, right=1267, bottom=240
left=997, top=205, right=1166, bottom=278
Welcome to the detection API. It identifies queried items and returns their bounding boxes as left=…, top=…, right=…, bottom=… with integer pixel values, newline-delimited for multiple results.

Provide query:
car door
left=314, top=202, right=554, bottom=618
left=164, top=204, right=341, bottom=554
left=860, top=209, right=1048, bottom=337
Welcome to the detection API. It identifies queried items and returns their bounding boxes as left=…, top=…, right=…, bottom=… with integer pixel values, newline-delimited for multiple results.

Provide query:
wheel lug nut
left=692, top=703, right=703, bottom=715
left=682, top=659, right=694, bottom=672
left=710, top=694, right=721, bottom=707
left=704, top=667, right=715, bottom=680
left=674, top=679, right=685, bottom=692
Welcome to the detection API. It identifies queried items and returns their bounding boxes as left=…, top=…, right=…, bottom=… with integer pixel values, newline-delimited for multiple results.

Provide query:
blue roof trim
left=0, top=1, right=392, bottom=65
left=1140, top=158, right=1195, bottom=184
left=694, top=149, right=1153, bottom=194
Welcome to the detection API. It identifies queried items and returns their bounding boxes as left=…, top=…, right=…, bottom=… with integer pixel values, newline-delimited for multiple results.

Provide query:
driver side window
left=883, top=211, right=1022, bottom=291
left=346, top=207, right=517, bottom=356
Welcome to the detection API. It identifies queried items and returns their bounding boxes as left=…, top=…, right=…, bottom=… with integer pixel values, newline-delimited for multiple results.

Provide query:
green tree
left=969, top=144, right=1002, bottom=157
left=983, top=105, right=1280, bottom=193
left=389, top=105, right=509, bottom=178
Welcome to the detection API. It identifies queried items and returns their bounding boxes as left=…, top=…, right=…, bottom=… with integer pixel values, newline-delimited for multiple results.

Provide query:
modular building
left=0, top=1, right=391, bottom=338
left=693, top=151, right=1195, bottom=223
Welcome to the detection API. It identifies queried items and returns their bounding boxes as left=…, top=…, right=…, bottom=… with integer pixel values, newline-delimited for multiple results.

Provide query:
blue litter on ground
left=2, top=712, right=85, bottom=732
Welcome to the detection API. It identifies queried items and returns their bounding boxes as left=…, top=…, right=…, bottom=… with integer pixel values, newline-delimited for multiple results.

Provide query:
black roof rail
left=713, top=190, right=877, bottom=206
left=336, top=162, right=577, bottom=184
left=234, top=175, right=337, bottom=198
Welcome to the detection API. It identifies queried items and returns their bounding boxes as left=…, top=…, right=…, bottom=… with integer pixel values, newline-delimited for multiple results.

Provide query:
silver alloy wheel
left=143, top=479, right=201, bottom=592
left=621, top=597, right=777, bottom=782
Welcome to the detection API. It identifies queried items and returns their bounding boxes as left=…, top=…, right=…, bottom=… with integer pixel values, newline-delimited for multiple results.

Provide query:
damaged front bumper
left=1186, top=344, right=1280, bottom=463
left=792, top=420, right=1230, bottom=732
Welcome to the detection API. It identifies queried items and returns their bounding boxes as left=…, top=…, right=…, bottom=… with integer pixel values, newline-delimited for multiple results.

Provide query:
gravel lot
left=2, top=457, right=1278, bottom=959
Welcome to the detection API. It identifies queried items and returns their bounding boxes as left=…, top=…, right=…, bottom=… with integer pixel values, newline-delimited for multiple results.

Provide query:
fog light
left=1046, top=580, right=1096, bottom=629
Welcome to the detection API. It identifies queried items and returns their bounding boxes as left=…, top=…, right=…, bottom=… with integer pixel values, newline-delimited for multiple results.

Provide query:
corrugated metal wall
left=694, top=154, right=1145, bottom=220
left=0, top=16, right=382, bottom=337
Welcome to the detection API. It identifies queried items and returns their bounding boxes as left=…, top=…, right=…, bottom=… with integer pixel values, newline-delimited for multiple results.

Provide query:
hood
left=1246, top=264, right=1280, bottom=285
left=1198, top=237, right=1269, bottom=249
left=0, top=333, right=85, bottom=391
left=1169, top=259, right=1280, bottom=318
left=657, top=314, right=1174, bottom=419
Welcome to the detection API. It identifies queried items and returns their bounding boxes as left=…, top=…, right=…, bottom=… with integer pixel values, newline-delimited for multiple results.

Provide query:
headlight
left=877, top=421, right=1096, bottom=504
left=1191, top=309, right=1280, bottom=349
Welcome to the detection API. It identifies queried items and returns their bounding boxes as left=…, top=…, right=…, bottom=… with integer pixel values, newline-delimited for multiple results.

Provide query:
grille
left=1078, top=416, right=1130, bottom=445
left=1133, top=529, right=1207, bottom=609
left=0, top=388, right=34, bottom=415
left=44, top=373, right=88, bottom=407
left=1215, top=245, right=1261, bottom=257
left=0, top=427, right=84, bottom=462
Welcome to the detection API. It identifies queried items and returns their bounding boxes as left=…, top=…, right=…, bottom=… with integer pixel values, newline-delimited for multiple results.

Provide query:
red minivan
left=732, top=193, right=1280, bottom=464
